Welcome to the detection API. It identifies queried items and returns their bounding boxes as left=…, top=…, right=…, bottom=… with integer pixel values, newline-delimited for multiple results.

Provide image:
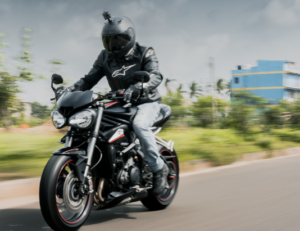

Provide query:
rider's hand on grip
left=123, top=83, right=142, bottom=103
left=55, top=86, right=65, bottom=100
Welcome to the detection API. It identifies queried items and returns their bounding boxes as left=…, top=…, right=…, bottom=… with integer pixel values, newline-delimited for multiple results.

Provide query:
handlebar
left=96, top=90, right=125, bottom=102
left=52, top=86, right=144, bottom=108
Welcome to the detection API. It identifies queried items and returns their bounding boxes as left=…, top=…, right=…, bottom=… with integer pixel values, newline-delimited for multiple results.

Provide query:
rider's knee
left=133, top=119, right=149, bottom=131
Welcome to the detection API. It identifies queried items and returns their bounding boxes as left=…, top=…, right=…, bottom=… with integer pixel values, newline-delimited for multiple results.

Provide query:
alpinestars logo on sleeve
left=112, top=64, right=136, bottom=78
left=145, top=49, right=154, bottom=58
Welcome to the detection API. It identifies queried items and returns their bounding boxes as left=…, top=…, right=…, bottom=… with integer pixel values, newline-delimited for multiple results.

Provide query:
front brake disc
left=63, top=171, right=88, bottom=214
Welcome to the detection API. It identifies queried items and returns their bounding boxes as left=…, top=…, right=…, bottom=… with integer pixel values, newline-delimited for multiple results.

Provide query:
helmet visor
left=102, top=28, right=134, bottom=52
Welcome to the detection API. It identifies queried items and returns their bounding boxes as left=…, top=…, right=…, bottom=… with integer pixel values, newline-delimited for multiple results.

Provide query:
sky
left=1, top=0, right=300, bottom=105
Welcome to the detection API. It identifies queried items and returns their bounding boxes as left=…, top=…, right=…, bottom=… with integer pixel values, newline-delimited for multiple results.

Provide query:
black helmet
left=101, top=11, right=136, bottom=60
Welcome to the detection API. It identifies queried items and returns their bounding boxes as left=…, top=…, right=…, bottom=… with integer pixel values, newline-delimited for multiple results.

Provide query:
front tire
left=39, top=155, right=94, bottom=231
left=141, top=147, right=179, bottom=210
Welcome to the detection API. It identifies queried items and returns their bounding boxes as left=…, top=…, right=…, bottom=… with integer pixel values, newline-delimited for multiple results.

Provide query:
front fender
left=53, top=147, right=87, bottom=183
left=53, top=147, right=86, bottom=156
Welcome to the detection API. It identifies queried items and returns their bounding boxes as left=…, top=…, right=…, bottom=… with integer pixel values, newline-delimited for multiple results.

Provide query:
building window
left=234, top=77, right=239, bottom=84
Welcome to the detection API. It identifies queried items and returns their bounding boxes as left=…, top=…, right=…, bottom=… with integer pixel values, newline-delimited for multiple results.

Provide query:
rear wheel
left=39, top=155, right=94, bottom=231
left=141, top=146, right=179, bottom=210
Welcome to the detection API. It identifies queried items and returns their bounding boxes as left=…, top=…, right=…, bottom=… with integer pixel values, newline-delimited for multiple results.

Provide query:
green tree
left=191, top=95, right=227, bottom=127
left=165, top=78, right=176, bottom=94
left=0, top=29, right=43, bottom=128
left=16, top=28, right=36, bottom=81
left=31, top=102, right=51, bottom=119
left=176, top=83, right=186, bottom=95
left=216, top=79, right=224, bottom=94
left=189, top=81, right=202, bottom=99
left=280, top=101, right=300, bottom=129
left=161, top=92, right=186, bottom=126
left=217, top=79, right=232, bottom=99
left=262, top=105, right=286, bottom=130
left=223, top=92, right=266, bottom=134
left=0, top=33, right=19, bottom=128
left=0, top=72, right=19, bottom=128
left=225, top=81, right=231, bottom=98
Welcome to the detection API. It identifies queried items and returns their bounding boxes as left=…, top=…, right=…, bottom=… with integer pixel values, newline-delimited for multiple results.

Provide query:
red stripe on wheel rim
left=55, top=159, right=92, bottom=224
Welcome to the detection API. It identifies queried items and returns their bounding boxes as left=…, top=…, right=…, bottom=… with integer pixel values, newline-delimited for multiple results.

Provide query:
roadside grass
left=0, top=133, right=63, bottom=179
left=271, top=129, right=300, bottom=143
left=0, top=128, right=299, bottom=180
left=158, top=128, right=299, bottom=165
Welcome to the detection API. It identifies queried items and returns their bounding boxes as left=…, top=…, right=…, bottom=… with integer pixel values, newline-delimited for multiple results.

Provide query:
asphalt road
left=1, top=155, right=300, bottom=231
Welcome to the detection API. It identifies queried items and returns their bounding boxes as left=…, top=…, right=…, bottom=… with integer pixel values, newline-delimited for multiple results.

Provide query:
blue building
left=231, top=60, right=300, bottom=104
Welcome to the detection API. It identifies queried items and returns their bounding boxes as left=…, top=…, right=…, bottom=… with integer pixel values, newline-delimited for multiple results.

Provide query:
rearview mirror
left=133, top=71, right=150, bottom=82
left=52, top=74, right=63, bottom=85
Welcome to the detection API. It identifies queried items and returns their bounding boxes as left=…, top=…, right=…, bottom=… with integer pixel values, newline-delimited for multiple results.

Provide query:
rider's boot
left=152, top=164, right=169, bottom=195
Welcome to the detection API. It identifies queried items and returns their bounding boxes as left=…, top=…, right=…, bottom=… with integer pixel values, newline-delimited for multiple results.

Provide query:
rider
left=73, top=12, right=168, bottom=195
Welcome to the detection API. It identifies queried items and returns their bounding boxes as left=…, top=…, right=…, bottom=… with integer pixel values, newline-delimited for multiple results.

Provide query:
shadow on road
left=86, top=203, right=148, bottom=226
left=0, top=203, right=147, bottom=230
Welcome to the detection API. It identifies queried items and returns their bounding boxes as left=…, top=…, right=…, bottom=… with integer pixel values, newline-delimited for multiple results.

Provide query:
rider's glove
left=123, top=82, right=143, bottom=103
left=55, top=86, right=66, bottom=100
left=55, top=85, right=79, bottom=100
left=66, top=85, right=76, bottom=92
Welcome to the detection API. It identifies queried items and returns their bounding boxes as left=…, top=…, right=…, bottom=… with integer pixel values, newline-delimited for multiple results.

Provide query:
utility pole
left=209, top=57, right=216, bottom=128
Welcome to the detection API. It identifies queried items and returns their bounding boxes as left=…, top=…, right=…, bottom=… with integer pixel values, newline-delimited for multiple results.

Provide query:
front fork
left=65, top=102, right=104, bottom=194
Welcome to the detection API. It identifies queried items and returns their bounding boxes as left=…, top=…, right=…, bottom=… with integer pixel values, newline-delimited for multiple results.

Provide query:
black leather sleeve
left=74, top=51, right=106, bottom=91
left=142, top=48, right=163, bottom=91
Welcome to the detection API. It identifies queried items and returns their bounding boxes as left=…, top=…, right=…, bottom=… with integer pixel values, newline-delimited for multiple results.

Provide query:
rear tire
left=141, top=146, right=179, bottom=211
left=39, top=155, right=94, bottom=231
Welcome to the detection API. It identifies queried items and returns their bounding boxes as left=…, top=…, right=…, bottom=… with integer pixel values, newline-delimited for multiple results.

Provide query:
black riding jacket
left=74, top=43, right=163, bottom=104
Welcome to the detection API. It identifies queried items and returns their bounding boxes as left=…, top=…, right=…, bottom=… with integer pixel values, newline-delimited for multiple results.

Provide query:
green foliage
left=0, top=30, right=35, bottom=128
left=255, top=137, right=272, bottom=149
left=176, top=83, right=186, bottom=95
left=216, top=79, right=224, bottom=94
left=189, top=81, right=202, bottom=99
left=161, top=92, right=187, bottom=126
left=260, top=101, right=300, bottom=130
left=164, top=78, right=176, bottom=93
left=222, top=92, right=267, bottom=133
left=31, top=101, right=51, bottom=119
left=0, top=133, right=63, bottom=179
left=262, top=106, right=286, bottom=130
left=271, top=129, right=300, bottom=143
left=191, top=95, right=227, bottom=127
left=11, top=116, right=45, bottom=127
left=286, top=102, right=300, bottom=129
left=16, top=28, right=37, bottom=81
left=0, top=72, right=20, bottom=127
left=0, top=28, right=56, bottom=128
left=1, top=128, right=298, bottom=180
left=162, top=92, right=183, bottom=107
left=233, top=91, right=268, bottom=105
left=159, top=128, right=296, bottom=166
left=49, top=59, right=64, bottom=65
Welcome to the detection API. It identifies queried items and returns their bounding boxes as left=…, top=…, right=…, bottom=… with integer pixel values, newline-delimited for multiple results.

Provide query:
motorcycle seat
left=152, top=104, right=172, bottom=127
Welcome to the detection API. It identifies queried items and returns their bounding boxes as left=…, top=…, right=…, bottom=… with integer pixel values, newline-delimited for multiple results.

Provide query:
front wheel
left=39, top=155, right=94, bottom=231
left=141, top=146, right=179, bottom=210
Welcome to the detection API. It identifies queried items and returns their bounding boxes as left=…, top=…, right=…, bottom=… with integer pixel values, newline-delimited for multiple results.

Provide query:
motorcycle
left=39, top=71, right=179, bottom=231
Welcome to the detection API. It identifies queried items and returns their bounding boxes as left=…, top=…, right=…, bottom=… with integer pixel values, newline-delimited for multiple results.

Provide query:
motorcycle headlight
left=51, top=110, right=66, bottom=129
left=69, top=110, right=96, bottom=129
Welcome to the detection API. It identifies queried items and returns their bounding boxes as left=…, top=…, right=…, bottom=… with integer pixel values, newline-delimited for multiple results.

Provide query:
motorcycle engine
left=128, top=166, right=140, bottom=185
left=120, top=157, right=141, bottom=186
